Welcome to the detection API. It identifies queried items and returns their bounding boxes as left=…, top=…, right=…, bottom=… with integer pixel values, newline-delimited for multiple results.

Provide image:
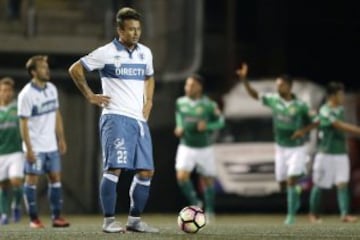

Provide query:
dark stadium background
left=0, top=0, right=359, bottom=216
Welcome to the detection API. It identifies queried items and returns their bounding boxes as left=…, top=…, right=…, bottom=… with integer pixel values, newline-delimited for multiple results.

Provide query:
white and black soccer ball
left=177, top=205, right=206, bottom=233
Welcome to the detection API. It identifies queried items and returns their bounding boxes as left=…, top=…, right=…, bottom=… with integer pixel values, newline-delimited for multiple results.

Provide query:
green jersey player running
left=305, top=82, right=359, bottom=223
left=236, top=63, right=317, bottom=225
left=174, top=74, right=224, bottom=220
left=0, top=77, right=24, bottom=225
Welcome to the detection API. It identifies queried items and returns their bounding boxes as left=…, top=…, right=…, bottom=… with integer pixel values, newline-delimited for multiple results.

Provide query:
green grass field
left=1, top=214, right=359, bottom=240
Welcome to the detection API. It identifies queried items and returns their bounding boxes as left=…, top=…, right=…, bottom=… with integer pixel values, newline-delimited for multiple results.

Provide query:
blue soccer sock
left=129, top=175, right=151, bottom=217
left=100, top=173, right=118, bottom=217
left=24, top=184, right=38, bottom=220
left=48, top=182, right=62, bottom=219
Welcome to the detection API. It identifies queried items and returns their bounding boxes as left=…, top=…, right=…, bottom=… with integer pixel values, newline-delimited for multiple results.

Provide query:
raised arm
left=292, top=121, right=320, bottom=139
left=235, top=63, right=259, bottom=100
left=68, top=61, right=110, bottom=107
left=143, top=76, right=155, bottom=120
left=332, top=121, right=360, bottom=136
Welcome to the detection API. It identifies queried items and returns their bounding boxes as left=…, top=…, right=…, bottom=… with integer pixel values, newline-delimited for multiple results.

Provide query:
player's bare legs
left=126, top=169, right=159, bottom=233
left=337, top=183, right=357, bottom=223
left=176, top=170, right=201, bottom=207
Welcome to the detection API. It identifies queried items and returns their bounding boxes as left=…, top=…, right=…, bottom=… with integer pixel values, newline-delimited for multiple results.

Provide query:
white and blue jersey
left=81, top=39, right=155, bottom=171
left=17, top=82, right=59, bottom=152
left=80, top=38, right=154, bottom=122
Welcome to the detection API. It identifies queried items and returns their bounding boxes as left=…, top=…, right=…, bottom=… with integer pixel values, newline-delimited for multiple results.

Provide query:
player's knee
left=10, top=178, right=23, bottom=187
left=176, top=171, right=190, bottom=182
left=337, top=182, right=348, bottom=188
left=136, top=170, right=154, bottom=179
left=25, top=175, right=38, bottom=185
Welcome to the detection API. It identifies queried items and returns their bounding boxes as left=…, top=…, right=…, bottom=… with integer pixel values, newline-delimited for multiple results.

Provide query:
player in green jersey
left=236, top=63, right=316, bottom=224
left=174, top=74, right=224, bottom=220
left=0, top=77, right=24, bottom=225
left=306, top=82, right=359, bottom=223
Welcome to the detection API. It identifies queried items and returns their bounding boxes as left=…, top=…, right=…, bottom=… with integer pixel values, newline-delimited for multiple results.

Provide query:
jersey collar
left=30, top=81, right=47, bottom=92
left=112, top=38, right=139, bottom=52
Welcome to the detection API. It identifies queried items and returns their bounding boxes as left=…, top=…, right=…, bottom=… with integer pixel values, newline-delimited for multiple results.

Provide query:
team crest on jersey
left=138, top=52, right=144, bottom=60
left=196, top=107, right=204, bottom=115
left=288, top=106, right=297, bottom=115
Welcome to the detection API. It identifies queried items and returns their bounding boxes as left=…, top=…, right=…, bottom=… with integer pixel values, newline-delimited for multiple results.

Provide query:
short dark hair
left=278, top=74, right=293, bottom=86
left=25, top=55, right=48, bottom=77
left=189, top=73, right=205, bottom=86
left=116, top=7, right=141, bottom=29
left=0, top=77, right=15, bottom=88
left=326, top=81, right=344, bottom=96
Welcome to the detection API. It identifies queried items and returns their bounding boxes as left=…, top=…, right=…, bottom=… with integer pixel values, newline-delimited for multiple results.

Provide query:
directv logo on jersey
left=101, top=63, right=147, bottom=80
left=31, top=99, right=57, bottom=116
left=115, top=66, right=145, bottom=77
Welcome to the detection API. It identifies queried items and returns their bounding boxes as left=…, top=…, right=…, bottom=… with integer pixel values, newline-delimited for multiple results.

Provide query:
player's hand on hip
left=236, top=62, right=248, bottom=80
left=197, top=120, right=207, bottom=132
left=26, top=150, right=36, bottom=163
left=88, top=94, right=111, bottom=108
left=58, top=138, right=67, bottom=155
left=174, top=127, right=184, bottom=137
left=143, top=101, right=153, bottom=120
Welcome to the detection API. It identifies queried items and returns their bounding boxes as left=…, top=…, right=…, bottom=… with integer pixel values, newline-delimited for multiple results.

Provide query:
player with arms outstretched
left=69, top=7, right=158, bottom=233
left=236, top=63, right=315, bottom=224
left=174, top=74, right=224, bottom=221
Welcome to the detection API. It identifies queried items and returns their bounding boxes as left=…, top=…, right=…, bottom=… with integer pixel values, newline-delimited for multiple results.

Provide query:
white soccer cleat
left=126, top=219, right=159, bottom=233
left=102, top=219, right=125, bottom=233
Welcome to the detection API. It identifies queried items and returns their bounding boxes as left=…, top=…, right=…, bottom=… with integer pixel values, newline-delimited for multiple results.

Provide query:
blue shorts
left=24, top=151, right=61, bottom=175
left=100, top=114, right=154, bottom=171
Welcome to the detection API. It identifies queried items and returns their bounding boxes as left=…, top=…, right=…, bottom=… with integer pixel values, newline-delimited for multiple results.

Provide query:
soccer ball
left=177, top=205, right=206, bottom=233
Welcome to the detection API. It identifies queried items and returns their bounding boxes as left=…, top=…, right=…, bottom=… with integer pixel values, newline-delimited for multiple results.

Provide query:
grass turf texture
left=0, top=214, right=359, bottom=239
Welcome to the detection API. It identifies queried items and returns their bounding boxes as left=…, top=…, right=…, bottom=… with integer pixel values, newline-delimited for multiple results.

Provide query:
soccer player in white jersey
left=18, top=55, right=69, bottom=229
left=0, top=77, right=24, bottom=225
left=69, top=7, right=158, bottom=233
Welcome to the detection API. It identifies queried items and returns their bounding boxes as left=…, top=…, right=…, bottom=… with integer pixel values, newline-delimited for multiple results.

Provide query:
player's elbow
left=68, top=61, right=81, bottom=78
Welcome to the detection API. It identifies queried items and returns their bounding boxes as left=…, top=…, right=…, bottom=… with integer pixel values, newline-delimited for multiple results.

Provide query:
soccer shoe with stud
left=52, top=217, right=70, bottom=227
left=309, top=214, right=322, bottom=224
left=29, top=219, right=45, bottom=229
left=126, top=220, right=159, bottom=233
left=341, top=215, right=358, bottom=223
left=102, top=221, right=125, bottom=233
left=12, top=208, right=21, bottom=223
